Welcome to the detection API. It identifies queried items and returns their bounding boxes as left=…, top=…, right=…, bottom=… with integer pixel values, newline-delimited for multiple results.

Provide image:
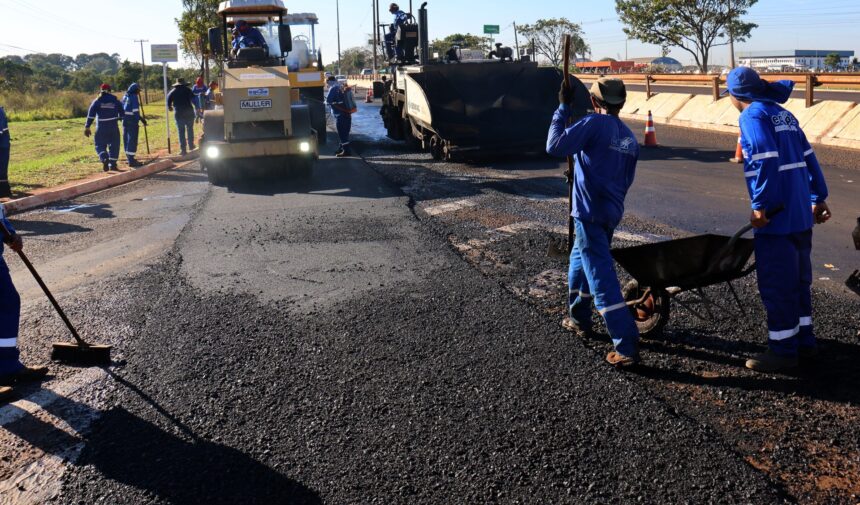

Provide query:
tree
left=176, top=0, right=220, bottom=70
left=517, top=18, right=589, bottom=67
left=824, top=52, right=842, bottom=71
left=339, top=47, right=372, bottom=74
left=616, top=0, right=757, bottom=73
left=429, top=33, right=493, bottom=57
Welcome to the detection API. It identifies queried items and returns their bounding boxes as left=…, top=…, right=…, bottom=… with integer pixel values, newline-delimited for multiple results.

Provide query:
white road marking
left=422, top=199, right=476, bottom=216
left=48, top=204, right=99, bottom=214
left=0, top=368, right=111, bottom=505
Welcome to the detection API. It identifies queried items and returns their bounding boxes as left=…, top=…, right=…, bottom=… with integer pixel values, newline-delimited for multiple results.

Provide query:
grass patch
left=6, top=100, right=191, bottom=196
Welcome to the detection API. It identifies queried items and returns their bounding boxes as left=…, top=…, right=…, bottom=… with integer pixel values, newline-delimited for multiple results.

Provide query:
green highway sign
left=483, top=25, right=500, bottom=35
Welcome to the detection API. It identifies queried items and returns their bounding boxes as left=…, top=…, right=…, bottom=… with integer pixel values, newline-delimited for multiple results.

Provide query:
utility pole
left=513, top=22, right=520, bottom=61
left=135, top=39, right=149, bottom=104
left=727, top=0, right=736, bottom=68
left=372, top=0, right=378, bottom=72
left=336, top=0, right=342, bottom=74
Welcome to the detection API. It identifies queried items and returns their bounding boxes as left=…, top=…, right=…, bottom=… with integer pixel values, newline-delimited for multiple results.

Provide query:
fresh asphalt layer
left=0, top=102, right=856, bottom=503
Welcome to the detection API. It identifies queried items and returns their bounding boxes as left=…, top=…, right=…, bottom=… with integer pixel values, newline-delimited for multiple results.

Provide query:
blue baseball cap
left=721, top=66, right=794, bottom=104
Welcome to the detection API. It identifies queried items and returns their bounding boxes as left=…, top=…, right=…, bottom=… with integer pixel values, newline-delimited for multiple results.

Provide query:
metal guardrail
left=577, top=72, right=860, bottom=107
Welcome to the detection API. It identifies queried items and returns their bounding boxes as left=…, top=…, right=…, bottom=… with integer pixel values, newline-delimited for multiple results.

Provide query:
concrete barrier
left=821, top=104, right=860, bottom=149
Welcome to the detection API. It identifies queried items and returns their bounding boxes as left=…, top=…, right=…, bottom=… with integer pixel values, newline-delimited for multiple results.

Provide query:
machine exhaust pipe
left=418, top=2, right=429, bottom=65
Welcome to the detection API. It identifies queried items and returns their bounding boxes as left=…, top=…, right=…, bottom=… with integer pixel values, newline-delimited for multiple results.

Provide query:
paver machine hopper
left=380, top=2, right=562, bottom=161
left=202, top=0, right=318, bottom=184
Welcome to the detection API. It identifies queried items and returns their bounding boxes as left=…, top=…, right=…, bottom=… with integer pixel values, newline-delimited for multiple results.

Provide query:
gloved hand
left=168, top=107, right=174, bottom=112
left=558, top=76, right=574, bottom=106
left=84, top=128, right=91, bottom=138
left=812, top=202, right=832, bottom=224
left=140, top=118, right=148, bottom=127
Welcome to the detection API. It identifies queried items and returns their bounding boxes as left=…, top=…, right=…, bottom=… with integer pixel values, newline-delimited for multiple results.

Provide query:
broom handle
left=1, top=220, right=87, bottom=346
left=562, top=34, right=574, bottom=253
left=139, top=102, right=151, bottom=155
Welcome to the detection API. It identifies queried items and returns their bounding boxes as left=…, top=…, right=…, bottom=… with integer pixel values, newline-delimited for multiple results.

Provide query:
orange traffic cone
left=365, top=88, right=373, bottom=103
left=729, top=130, right=743, bottom=163
left=643, top=111, right=658, bottom=147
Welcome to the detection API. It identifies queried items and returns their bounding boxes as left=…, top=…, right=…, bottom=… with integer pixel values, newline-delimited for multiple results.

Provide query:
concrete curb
left=3, top=154, right=198, bottom=215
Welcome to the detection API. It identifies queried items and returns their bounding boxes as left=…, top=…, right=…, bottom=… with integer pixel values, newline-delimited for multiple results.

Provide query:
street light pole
left=135, top=39, right=149, bottom=104
left=372, top=0, right=378, bottom=72
left=727, top=0, right=736, bottom=68
left=336, top=0, right=342, bottom=74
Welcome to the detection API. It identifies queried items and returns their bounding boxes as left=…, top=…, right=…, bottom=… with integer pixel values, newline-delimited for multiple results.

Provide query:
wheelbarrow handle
left=729, top=204, right=786, bottom=245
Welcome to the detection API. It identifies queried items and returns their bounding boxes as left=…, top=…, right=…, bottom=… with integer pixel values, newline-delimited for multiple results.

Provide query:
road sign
left=483, top=25, right=500, bottom=35
left=151, top=44, right=178, bottom=63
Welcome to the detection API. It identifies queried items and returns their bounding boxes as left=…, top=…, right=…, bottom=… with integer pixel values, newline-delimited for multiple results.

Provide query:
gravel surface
left=355, top=110, right=860, bottom=504
left=53, top=154, right=785, bottom=504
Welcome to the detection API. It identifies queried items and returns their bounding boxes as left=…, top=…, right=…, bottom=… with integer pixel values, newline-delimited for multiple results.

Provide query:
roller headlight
left=299, top=141, right=311, bottom=153
left=205, top=146, right=220, bottom=159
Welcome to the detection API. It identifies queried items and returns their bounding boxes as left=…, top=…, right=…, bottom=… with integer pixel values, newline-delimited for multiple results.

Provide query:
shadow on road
left=9, top=220, right=92, bottom=237
left=0, top=374, right=321, bottom=504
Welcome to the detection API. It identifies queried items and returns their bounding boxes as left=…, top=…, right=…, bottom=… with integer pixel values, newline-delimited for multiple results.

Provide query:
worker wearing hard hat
left=0, top=105, right=10, bottom=199
left=547, top=77, right=641, bottom=368
left=121, top=83, right=147, bottom=168
left=724, top=67, right=831, bottom=373
left=84, top=84, right=124, bottom=172
left=325, top=75, right=355, bottom=157
left=384, top=3, right=409, bottom=61
left=231, top=20, right=268, bottom=55
left=0, top=203, right=48, bottom=395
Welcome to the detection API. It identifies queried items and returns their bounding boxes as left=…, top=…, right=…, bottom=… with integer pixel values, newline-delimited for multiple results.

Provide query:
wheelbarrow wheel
left=621, top=280, right=670, bottom=339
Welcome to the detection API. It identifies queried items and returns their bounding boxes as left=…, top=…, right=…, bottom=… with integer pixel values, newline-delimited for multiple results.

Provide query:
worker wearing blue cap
left=724, top=67, right=831, bottom=372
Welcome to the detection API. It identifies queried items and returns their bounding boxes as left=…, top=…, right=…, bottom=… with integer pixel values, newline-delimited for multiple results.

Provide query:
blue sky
left=1, top=0, right=858, bottom=67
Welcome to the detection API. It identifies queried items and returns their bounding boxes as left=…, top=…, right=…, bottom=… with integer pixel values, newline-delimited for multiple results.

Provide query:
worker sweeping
left=84, top=84, right=123, bottom=171
left=547, top=77, right=641, bottom=368
left=0, top=203, right=48, bottom=389
left=121, top=83, right=147, bottom=168
left=724, top=67, right=831, bottom=373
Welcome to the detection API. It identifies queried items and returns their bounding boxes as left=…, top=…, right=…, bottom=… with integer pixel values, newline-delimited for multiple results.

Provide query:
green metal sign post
left=483, top=25, right=500, bottom=35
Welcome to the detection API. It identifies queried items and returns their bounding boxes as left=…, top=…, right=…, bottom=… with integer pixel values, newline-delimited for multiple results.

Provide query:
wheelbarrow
left=611, top=207, right=783, bottom=337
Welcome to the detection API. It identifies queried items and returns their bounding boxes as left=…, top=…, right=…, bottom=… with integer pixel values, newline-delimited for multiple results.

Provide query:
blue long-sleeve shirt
left=739, top=101, right=828, bottom=235
left=546, top=106, right=639, bottom=229
left=326, top=83, right=348, bottom=118
left=0, top=106, right=9, bottom=149
left=0, top=203, right=15, bottom=256
left=85, top=93, right=123, bottom=129
left=121, top=83, right=143, bottom=125
left=232, top=27, right=268, bottom=51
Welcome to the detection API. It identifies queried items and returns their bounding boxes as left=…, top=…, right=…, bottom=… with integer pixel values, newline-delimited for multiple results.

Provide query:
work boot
left=745, top=350, right=798, bottom=373
left=0, top=386, right=12, bottom=402
left=109, top=162, right=119, bottom=171
left=0, top=365, right=49, bottom=385
left=189, top=143, right=196, bottom=151
left=0, top=181, right=11, bottom=199
left=180, top=149, right=187, bottom=156
left=798, top=346, right=819, bottom=360
left=606, top=351, right=641, bottom=368
left=128, top=159, right=143, bottom=168
left=102, top=159, right=110, bottom=172
left=561, top=317, right=594, bottom=338
left=336, top=149, right=351, bottom=158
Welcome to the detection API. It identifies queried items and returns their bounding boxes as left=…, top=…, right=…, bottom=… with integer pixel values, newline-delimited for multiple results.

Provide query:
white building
left=737, top=50, right=855, bottom=71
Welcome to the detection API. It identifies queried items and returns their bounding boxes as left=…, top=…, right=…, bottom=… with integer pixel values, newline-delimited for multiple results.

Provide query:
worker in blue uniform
left=84, top=84, right=123, bottom=171
left=0, top=203, right=48, bottom=386
left=547, top=77, right=641, bottom=368
left=326, top=75, right=354, bottom=157
left=231, top=20, right=268, bottom=55
left=121, top=83, right=147, bottom=168
left=724, top=67, right=831, bottom=372
left=0, top=106, right=10, bottom=198
left=384, top=3, right=409, bottom=61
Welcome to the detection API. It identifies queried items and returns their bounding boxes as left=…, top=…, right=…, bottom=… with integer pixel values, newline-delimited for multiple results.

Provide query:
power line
left=5, top=0, right=136, bottom=42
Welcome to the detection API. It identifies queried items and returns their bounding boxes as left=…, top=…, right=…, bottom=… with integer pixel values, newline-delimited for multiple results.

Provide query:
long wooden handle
left=562, top=35, right=575, bottom=253
left=0, top=219, right=87, bottom=346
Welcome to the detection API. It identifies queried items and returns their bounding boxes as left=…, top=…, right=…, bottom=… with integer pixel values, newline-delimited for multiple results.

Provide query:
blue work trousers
left=175, top=115, right=195, bottom=152
left=568, top=218, right=640, bottom=357
left=754, top=229, right=815, bottom=356
left=335, top=114, right=351, bottom=150
left=94, top=123, right=120, bottom=163
left=123, top=122, right=139, bottom=162
left=0, top=258, right=22, bottom=375
left=0, top=146, right=9, bottom=185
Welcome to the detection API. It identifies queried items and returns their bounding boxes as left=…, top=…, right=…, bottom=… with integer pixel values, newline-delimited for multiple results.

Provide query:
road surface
left=0, top=102, right=857, bottom=504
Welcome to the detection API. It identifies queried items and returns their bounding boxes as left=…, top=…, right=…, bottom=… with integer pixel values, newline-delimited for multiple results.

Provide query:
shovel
left=0, top=217, right=112, bottom=365
left=139, top=102, right=151, bottom=155
left=547, top=34, right=594, bottom=259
